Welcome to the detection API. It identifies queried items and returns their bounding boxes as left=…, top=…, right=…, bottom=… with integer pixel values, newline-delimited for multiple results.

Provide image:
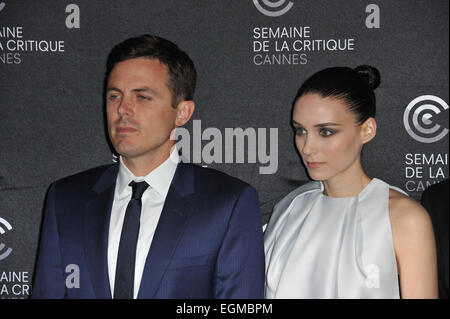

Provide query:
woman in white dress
left=264, top=65, right=438, bottom=299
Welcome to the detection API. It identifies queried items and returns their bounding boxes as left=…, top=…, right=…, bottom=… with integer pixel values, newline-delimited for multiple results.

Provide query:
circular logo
left=403, top=95, right=449, bottom=143
left=0, top=217, right=13, bottom=260
left=253, top=0, right=294, bottom=17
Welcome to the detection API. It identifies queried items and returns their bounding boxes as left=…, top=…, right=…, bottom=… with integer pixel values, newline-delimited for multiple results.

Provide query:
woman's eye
left=294, top=127, right=307, bottom=136
left=319, top=128, right=335, bottom=137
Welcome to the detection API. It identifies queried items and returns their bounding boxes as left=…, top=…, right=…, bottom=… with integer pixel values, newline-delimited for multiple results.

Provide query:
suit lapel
left=137, top=163, right=194, bottom=298
left=84, top=165, right=118, bottom=299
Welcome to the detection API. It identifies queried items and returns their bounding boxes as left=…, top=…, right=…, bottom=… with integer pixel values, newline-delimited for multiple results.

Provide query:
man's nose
left=117, top=95, right=134, bottom=116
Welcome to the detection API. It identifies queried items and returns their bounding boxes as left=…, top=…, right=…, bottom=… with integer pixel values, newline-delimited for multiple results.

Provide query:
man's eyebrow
left=131, top=87, right=161, bottom=96
left=106, top=87, right=122, bottom=93
left=132, top=87, right=152, bottom=92
left=106, top=87, right=161, bottom=97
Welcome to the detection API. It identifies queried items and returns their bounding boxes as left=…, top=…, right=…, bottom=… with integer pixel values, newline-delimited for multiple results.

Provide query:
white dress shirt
left=108, top=150, right=179, bottom=298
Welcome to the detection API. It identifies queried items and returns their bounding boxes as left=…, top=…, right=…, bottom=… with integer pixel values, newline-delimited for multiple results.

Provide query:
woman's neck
left=322, top=163, right=371, bottom=198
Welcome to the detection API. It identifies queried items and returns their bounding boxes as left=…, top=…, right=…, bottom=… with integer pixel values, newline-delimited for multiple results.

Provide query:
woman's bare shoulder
left=388, top=188, right=432, bottom=237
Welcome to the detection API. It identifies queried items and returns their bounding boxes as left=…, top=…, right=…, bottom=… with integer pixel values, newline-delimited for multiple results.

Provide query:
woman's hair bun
left=354, top=65, right=380, bottom=90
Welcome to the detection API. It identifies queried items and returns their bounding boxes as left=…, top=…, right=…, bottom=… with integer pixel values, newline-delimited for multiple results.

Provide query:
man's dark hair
left=106, top=34, right=197, bottom=107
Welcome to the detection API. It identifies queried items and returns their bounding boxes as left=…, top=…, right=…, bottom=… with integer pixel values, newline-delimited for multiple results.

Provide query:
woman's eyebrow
left=315, top=122, right=341, bottom=127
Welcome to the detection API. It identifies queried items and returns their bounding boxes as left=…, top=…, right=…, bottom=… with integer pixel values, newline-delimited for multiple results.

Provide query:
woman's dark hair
left=106, top=34, right=197, bottom=108
left=293, top=65, right=380, bottom=124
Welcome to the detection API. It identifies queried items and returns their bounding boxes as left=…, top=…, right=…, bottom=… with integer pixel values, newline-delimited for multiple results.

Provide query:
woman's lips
left=306, top=162, right=325, bottom=169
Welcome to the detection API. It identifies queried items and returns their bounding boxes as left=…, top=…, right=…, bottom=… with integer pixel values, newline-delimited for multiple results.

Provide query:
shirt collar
left=115, top=149, right=180, bottom=200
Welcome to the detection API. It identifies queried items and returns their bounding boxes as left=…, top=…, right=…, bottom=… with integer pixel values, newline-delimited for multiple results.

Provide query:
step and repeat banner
left=0, top=0, right=448, bottom=298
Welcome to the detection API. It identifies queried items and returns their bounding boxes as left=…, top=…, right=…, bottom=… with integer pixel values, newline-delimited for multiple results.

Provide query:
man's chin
left=113, top=139, right=174, bottom=162
left=113, top=143, right=142, bottom=159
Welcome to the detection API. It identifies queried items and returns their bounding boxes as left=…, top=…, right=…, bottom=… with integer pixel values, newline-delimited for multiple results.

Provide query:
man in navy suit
left=32, top=35, right=265, bottom=298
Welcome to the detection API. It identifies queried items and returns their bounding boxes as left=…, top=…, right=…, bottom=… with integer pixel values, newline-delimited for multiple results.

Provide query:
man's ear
left=175, top=100, right=195, bottom=126
left=360, top=117, right=377, bottom=144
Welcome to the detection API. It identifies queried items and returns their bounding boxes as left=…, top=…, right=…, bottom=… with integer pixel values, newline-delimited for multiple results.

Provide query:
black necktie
left=113, top=180, right=149, bottom=299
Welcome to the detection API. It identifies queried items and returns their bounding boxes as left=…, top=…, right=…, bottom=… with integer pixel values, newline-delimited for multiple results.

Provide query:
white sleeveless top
left=264, top=178, right=404, bottom=299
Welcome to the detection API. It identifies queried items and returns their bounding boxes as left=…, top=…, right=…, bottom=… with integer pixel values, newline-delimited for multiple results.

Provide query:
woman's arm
left=389, top=189, right=438, bottom=298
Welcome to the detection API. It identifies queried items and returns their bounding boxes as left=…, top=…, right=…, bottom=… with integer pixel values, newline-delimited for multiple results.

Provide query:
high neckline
left=320, top=178, right=380, bottom=200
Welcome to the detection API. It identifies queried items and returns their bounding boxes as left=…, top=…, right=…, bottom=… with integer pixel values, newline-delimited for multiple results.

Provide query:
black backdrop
left=0, top=0, right=448, bottom=298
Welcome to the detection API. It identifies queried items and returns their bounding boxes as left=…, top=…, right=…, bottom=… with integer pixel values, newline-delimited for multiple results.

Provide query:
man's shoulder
left=52, top=164, right=118, bottom=190
left=423, top=179, right=449, bottom=199
left=180, top=163, right=253, bottom=192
